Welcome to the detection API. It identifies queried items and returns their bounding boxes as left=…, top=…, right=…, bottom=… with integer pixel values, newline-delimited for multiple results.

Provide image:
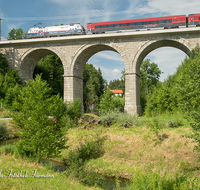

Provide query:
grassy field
left=0, top=153, right=101, bottom=190
left=63, top=113, right=197, bottom=178
left=1, top=112, right=200, bottom=189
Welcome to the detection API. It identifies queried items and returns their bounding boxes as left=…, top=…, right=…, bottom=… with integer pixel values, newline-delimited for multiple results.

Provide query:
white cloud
left=142, top=0, right=200, bottom=15
left=112, top=69, right=121, bottom=76
left=146, top=47, right=187, bottom=81
left=96, top=51, right=124, bottom=62
left=93, top=64, right=122, bottom=82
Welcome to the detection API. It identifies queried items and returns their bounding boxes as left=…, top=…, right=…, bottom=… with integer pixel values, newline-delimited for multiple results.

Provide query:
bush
left=0, top=121, right=9, bottom=142
left=100, top=111, right=119, bottom=126
left=100, top=110, right=143, bottom=126
left=65, top=99, right=82, bottom=122
left=148, top=117, right=164, bottom=136
left=99, top=88, right=124, bottom=113
left=67, top=140, right=101, bottom=166
left=168, top=118, right=183, bottom=128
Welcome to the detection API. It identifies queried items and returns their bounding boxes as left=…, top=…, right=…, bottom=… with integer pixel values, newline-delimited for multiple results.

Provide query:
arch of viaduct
left=0, top=27, right=200, bottom=115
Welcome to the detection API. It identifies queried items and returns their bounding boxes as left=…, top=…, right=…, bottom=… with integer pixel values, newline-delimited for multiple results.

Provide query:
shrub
left=168, top=118, right=183, bottom=128
left=0, top=121, right=9, bottom=142
left=100, top=111, right=119, bottom=126
left=100, top=110, right=144, bottom=126
left=149, top=117, right=164, bottom=136
left=65, top=99, right=82, bottom=122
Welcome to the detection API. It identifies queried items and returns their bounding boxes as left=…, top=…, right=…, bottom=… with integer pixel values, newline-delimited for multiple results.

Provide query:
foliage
left=168, top=118, right=183, bottom=128
left=145, top=45, right=200, bottom=116
left=11, top=75, right=67, bottom=162
left=140, top=58, right=162, bottom=111
left=8, top=28, right=26, bottom=40
left=100, top=110, right=143, bottom=126
left=83, top=63, right=106, bottom=112
left=99, top=88, right=124, bottom=113
left=186, top=108, right=200, bottom=152
left=0, top=53, right=9, bottom=75
left=148, top=117, right=164, bottom=136
left=64, top=99, right=82, bottom=122
left=0, top=144, right=18, bottom=155
left=33, top=55, right=64, bottom=97
left=65, top=130, right=106, bottom=188
left=0, top=53, right=23, bottom=104
left=66, top=140, right=102, bottom=166
left=123, top=172, right=200, bottom=190
left=0, top=121, right=9, bottom=142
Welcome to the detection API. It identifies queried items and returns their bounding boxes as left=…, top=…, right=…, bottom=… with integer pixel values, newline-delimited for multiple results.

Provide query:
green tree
left=83, top=63, right=106, bottom=111
left=0, top=53, right=23, bottom=105
left=8, top=28, right=26, bottom=40
left=140, top=59, right=162, bottom=112
left=33, top=55, right=64, bottom=97
left=145, top=45, right=200, bottom=116
left=140, top=58, right=162, bottom=97
left=99, top=88, right=123, bottom=113
left=0, top=53, right=9, bottom=75
left=11, top=75, right=67, bottom=162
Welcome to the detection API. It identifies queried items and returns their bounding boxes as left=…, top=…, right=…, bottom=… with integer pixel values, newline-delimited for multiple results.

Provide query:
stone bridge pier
left=1, top=27, right=200, bottom=115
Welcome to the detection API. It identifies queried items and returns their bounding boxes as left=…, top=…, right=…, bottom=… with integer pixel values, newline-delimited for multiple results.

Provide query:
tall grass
left=122, top=172, right=200, bottom=190
left=100, top=110, right=144, bottom=126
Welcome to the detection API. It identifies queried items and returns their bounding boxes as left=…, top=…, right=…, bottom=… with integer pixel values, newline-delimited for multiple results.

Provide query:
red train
left=86, top=14, right=200, bottom=34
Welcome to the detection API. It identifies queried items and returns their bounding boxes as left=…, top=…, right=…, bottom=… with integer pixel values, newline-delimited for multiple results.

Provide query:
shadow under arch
left=72, top=44, right=120, bottom=78
left=135, top=39, right=191, bottom=74
left=20, top=48, right=63, bottom=81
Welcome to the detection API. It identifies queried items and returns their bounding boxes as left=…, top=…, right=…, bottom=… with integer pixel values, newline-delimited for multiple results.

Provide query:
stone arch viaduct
left=0, top=27, right=200, bottom=115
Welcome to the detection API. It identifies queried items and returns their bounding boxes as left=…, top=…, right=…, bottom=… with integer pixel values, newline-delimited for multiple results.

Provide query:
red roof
left=110, top=90, right=123, bottom=94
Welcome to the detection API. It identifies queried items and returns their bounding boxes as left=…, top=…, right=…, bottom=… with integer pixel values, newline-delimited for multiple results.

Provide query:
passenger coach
left=86, top=15, right=187, bottom=34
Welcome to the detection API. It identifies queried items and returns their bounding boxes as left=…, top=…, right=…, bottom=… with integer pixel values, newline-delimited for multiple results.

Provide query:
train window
left=101, top=25, right=108, bottom=28
left=174, top=20, right=177, bottom=22
left=129, top=23, right=135, bottom=26
left=199, top=17, right=200, bottom=21
left=121, top=23, right=128, bottom=26
left=114, top=24, right=121, bottom=27
left=136, top=22, right=142, bottom=25
left=151, top=21, right=157, bottom=24
left=143, top=21, right=150, bottom=25
left=158, top=20, right=164, bottom=23
left=108, top=24, right=114, bottom=27
left=95, top=26, right=100, bottom=29
left=166, top=20, right=172, bottom=23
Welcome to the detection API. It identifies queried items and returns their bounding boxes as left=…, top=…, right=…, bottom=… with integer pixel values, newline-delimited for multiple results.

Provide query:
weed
left=0, top=121, right=9, bottom=142
left=149, top=117, right=163, bottom=136
left=123, top=172, right=200, bottom=190
left=100, top=110, right=144, bottom=126
left=0, top=144, right=19, bottom=156
left=168, top=118, right=184, bottom=128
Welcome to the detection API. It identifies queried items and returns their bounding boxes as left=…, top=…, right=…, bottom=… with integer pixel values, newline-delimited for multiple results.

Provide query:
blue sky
left=0, top=0, right=200, bottom=83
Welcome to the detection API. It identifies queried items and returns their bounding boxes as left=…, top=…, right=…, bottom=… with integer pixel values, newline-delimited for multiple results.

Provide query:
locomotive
left=26, top=14, right=200, bottom=38
left=26, top=23, right=85, bottom=38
